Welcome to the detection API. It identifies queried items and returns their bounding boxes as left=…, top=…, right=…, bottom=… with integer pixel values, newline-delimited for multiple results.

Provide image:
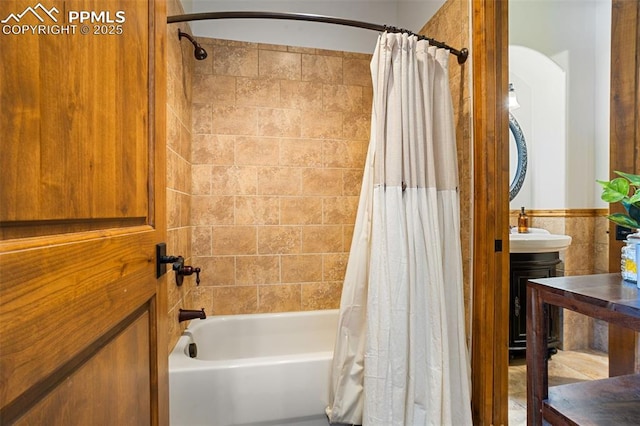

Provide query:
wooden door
left=0, top=0, right=168, bottom=424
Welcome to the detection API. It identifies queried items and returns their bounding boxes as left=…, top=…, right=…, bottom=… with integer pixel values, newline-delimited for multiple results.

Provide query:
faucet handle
left=179, top=266, right=201, bottom=285
left=174, top=264, right=201, bottom=286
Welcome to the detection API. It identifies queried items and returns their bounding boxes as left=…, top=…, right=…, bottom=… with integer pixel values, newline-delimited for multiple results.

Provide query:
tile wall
left=166, top=0, right=195, bottom=350
left=189, top=38, right=372, bottom=315
left=421, top=0, right=472, bottom=339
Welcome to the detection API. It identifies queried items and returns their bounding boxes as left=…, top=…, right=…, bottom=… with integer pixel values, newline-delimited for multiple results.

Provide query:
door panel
left=0, top=228, right=157, bottom=411
left=0, top=0, right=150, bottom=230
left=14, top=312, right=151, bottom=426
left=0, top=0, right=167, bottom=423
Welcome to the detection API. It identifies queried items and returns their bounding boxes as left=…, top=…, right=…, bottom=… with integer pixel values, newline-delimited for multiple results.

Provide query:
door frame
left=471, top=0, right=510, bottom=424
left=151, top=0, right=169, bottom=423
left=470, top=0, right=640, bottom=423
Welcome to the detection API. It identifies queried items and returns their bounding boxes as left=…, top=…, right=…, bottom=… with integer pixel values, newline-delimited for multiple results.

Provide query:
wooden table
left=526, top=273, right=640, bottom=425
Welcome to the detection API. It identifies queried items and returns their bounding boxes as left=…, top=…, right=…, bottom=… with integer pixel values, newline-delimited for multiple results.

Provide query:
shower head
left=178, top=29, right=208, bottom=60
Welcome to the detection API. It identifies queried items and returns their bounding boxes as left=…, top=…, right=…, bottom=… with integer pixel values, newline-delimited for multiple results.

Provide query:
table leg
left=609, top=323, right=637, bottom=376
left=526, top=284, right=549, bottom=426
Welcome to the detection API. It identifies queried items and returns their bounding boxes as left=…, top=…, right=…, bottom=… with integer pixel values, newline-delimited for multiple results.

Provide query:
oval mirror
left=509, top=112, right=527, bottom=201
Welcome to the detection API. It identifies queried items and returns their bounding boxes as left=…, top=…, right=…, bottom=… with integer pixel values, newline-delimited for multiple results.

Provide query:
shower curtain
left=326, top=33, right=472, bottom=426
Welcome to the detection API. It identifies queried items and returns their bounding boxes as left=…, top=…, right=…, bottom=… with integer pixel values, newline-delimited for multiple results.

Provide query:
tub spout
left=179, top=308, right=206, bottom=322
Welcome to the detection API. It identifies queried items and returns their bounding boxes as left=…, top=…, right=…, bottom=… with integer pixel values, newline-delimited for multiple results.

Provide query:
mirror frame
left=509, top=112, right=527, bottom=201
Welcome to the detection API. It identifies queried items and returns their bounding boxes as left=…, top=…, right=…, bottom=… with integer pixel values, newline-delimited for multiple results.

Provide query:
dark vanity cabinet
left=509, top=252, right=561, bottom=357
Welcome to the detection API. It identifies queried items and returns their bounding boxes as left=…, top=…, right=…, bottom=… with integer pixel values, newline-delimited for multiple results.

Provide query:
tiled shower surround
left=163, top=0, right=475, bottom=351
left=190, top=38, right=372, bottom=315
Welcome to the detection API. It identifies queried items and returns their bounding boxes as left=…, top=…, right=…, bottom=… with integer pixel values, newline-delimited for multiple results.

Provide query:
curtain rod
left=167, top=11, right=469, bottom=64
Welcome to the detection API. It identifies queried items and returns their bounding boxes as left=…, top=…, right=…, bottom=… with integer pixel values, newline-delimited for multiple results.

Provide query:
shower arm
left=166, top=11, right=468, bottom=64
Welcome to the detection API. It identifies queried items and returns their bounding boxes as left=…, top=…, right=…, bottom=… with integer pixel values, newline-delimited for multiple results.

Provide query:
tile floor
left=508, top=349, right=609, bottom=425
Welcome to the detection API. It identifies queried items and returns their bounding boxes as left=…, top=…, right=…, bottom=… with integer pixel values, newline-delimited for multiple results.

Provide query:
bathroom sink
left=509, top=228, right=572, bottom=253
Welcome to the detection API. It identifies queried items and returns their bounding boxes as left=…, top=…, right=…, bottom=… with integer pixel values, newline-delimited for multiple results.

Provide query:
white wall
left=509, top=46, right=566, bottom=210
left=509, top=0, right=611, bottom=209
left=594, top=0, right=611, bottom=207
left=181, top=0, right=193, bottom=13
left=397, top=0, right=446, bottom=38
left=179, top=0, right=445, bottom=53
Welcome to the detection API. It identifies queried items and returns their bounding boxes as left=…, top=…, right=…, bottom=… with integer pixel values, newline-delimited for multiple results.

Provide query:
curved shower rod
left=167, top=11, right=469, bottom=64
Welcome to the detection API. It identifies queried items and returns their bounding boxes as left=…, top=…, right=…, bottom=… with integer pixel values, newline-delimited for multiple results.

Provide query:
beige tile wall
left=166, top=0, right=195, bottom=350
left=421, top=0, right=472, bottom=339
left=190, top=38, right=372, bottom=315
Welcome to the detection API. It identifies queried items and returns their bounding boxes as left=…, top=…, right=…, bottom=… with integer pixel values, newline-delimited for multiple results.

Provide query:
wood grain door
left=0, top=0, right=168, bottom=424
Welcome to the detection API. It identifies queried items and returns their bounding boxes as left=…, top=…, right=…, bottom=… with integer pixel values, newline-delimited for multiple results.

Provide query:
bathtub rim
left=169, top=308, right=339, bottom=370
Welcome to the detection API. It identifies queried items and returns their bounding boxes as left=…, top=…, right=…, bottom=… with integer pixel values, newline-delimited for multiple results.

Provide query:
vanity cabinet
left=509, top=252, right=561, bottom=357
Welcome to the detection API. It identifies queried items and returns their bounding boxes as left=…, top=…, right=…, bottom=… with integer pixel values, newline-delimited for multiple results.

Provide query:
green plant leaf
left=599, top=177, right=629, bottom=202
left=615, top=171, right=640, bottom=186
left=607, top=213, right=640, bottom=229
left=629, top=189, right=640, bottom=205
left=597, top=173, right=640, bottom=229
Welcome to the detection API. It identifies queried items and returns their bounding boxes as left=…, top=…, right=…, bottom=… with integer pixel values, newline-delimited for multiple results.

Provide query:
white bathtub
left=169, top=309, right=339, bottom=426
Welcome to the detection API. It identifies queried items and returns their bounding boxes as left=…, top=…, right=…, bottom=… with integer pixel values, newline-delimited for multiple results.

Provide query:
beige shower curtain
left=326, top=32, right=472, bottom=426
